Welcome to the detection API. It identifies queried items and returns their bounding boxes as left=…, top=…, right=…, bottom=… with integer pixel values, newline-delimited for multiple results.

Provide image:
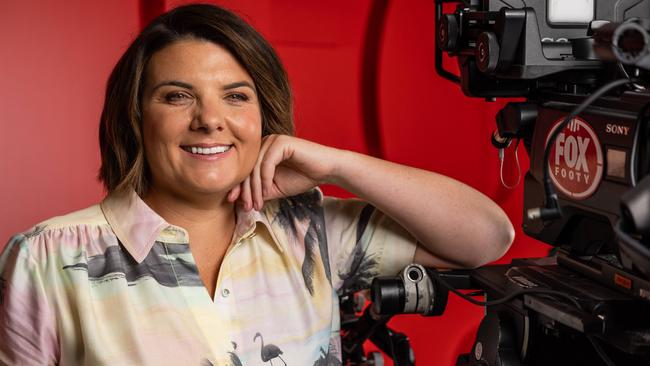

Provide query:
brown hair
left=99, top=4, right=293, bottom=195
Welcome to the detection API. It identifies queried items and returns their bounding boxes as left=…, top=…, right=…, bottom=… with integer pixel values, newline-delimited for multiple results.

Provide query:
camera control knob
left=438, top=14, right=460, bottom=52
left=472, top=313, right=522, bottom=365
left=476, top=31, right=500, bottom=74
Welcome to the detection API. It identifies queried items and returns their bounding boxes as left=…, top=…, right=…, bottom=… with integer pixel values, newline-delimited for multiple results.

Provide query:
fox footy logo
left=546, top=116, right=603, bottom=199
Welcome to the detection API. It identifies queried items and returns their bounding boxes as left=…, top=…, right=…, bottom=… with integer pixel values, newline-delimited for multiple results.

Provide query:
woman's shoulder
left=23, top=204, right=107, bottom=238
left=5, top=203, right=110, bottom=258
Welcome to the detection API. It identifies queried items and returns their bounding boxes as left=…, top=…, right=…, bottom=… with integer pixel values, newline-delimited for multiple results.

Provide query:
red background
left=1, top=1, right=549, bottom=364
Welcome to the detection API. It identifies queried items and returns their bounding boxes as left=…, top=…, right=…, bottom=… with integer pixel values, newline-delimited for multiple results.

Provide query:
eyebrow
left=223, top=81, right=256, bottom=92
left=150, top=80, right=256, bottom=93
left=151, top=80, right=194, bottom=92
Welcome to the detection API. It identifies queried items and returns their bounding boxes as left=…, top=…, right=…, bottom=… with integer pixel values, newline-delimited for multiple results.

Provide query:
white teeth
left=186, top=145, right=232, bottom=155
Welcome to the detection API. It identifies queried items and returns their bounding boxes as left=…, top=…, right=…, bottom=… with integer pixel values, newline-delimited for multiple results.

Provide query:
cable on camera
left=426, top=267, right=584, bottom=310
left=499, top=138, right=521, bottom=189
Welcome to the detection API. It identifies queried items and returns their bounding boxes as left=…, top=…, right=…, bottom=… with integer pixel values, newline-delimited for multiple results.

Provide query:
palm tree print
left=227, top=341, right=243, bottom=366
left=274, top=190, right=331, bottom=295
left=337, top=204, right=379, bottom=295
left=313, top=347, right=342, bottom=366
left=199, top=341, right=241, bottom=366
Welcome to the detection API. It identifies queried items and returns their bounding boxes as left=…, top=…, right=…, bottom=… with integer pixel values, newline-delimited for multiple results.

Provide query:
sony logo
left=605, top=123, right=630, bottom=136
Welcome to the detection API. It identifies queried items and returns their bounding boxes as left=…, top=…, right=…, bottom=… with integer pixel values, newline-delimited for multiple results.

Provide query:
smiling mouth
left=181, top=145, right=233, bottom=155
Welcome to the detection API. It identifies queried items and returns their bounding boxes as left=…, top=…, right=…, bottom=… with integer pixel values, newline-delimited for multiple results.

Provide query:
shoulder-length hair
left=99, top=4, right=293, bottom=195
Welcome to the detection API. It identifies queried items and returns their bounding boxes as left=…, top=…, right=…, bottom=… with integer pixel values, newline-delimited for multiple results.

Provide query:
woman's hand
left=227, top=134, right=341, bottom=211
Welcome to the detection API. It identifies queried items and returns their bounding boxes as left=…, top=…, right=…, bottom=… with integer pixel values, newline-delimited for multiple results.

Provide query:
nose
left=190, top=98, right=225, bottom=132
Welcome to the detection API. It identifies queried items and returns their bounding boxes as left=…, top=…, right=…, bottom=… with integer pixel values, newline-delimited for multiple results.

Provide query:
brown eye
left=165, top=92, right=191, bottom=103
left=226, top=93, right=249, bottom=102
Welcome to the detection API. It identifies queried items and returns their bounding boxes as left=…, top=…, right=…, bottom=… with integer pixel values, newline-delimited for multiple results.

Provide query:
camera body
left=438, top=0, right=650, bottom=260
left=522, top=93, right=646, bottom=257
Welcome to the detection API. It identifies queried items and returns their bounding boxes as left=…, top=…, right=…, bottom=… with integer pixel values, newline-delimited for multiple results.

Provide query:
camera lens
left=613, top=22, right=649, bottom=63
left=371, top=277, right=405, bottom=315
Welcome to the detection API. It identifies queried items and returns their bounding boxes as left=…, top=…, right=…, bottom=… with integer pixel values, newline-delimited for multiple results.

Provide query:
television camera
left=341, top=1, right=650, bottom=365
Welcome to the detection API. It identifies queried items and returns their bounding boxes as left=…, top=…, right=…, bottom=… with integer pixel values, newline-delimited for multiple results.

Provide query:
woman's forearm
left=327, top=149, right=515, bottom=268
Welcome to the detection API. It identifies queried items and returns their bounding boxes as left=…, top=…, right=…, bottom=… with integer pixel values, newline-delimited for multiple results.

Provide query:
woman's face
left=141, top=39, right=262, bottom=200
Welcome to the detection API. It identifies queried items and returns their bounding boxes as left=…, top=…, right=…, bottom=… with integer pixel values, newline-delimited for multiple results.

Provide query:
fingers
left=241, top=176, right=253, bottom=211
left=227, top=184, right=241, bottom=203
left=251, top=134, right=278, bottom=210
left=259, top=136, right=288, bottom=199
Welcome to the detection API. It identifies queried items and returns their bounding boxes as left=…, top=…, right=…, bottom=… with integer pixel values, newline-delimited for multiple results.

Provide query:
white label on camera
left=548, top=0, right=594, bottom=24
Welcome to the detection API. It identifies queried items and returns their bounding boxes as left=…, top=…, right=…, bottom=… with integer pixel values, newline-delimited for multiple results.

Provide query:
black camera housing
left=433, top=0, right=650, bottom=365
left=438, top=0, right=650, bottom=260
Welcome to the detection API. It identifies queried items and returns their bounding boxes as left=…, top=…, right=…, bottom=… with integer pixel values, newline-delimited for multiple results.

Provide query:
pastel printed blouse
left=0, top=189, right=416, bottom=365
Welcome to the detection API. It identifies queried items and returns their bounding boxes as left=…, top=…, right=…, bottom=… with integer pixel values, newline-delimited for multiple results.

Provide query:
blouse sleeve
left=322, top=196, right=417, bottom=295
left=0, top=233, right=58, bottom=366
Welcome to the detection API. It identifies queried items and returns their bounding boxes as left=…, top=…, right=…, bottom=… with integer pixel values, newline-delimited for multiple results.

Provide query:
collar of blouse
left=100, top=190, right=282, bottom=263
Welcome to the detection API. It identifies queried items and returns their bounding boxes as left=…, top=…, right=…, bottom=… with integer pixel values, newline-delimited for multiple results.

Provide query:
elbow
left=467, top=214, right=515, bottom=269
left=487, top=214, right=515, bottom=264
left=498, top=218, right=516, bottom=258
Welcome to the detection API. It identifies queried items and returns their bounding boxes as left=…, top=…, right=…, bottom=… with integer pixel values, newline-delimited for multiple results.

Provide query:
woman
left=0, top=4, right=513, bottom=365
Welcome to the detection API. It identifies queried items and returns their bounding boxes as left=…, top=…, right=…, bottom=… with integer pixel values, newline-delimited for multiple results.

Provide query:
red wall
left=1, top=1, right=550, bottom=364
left=0, top=0, right=140, bottom=242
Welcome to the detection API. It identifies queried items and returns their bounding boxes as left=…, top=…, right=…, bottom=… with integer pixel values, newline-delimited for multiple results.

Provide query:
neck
left=142, top=186, right=236, bottom=233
